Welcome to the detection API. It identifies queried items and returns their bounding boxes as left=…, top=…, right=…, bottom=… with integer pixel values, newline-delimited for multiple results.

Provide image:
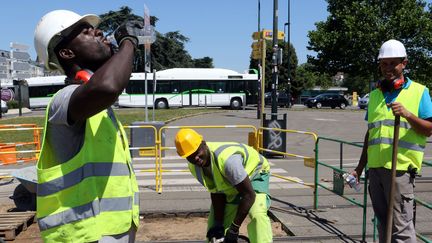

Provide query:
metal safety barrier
left=0, top=124, right=42, bottom=165
left=257, top=127, right=317, bottom=187
left=314, top=136, right=368, bottom=242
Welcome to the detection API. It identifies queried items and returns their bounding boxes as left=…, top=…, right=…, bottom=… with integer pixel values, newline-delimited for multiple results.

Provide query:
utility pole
left=271, top=0, right=279, bottom=120
left=287, top=0, right=291, bottom=108
left=257, top=0, right=261, bottom=119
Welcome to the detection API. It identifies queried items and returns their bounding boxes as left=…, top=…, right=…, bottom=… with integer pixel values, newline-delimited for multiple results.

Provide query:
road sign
left=252, top=30, right=284, bottom=40
left=262, top=30, right=273, bottom=39
left=10, top=43, right=29, bottom=51
left=277, top=31, right=285, bottom=40
left=1, top=88, right=14, bottom=102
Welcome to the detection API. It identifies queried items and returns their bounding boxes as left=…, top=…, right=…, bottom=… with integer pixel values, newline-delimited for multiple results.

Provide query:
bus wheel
left=230, top=98, right=242, bottom=110
left=155, top=99, right=168, bottom=109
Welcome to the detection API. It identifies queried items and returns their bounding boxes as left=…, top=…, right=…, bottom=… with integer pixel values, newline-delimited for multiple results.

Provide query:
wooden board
left=0, top=211, right=35, bottom=240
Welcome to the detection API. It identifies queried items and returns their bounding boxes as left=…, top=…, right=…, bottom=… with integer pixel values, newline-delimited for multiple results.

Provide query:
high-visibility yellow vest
left=37, top=103, right=139, bottom=242
left=188, top=142, right=270, bottom=202
left=367, top=81, right=426, bottom=171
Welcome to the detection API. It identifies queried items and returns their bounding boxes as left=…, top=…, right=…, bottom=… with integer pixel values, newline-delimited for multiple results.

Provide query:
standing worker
left=34, top=10, right=143, bottom=242
left=175, top=129, right=273, bottom=243
left=352, top=39, right=432, bottom=242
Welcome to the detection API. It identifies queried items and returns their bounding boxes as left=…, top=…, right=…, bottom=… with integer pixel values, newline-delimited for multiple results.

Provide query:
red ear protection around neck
left=74, top=69, right=93, bottom=83
left=392, top=77, right=404, bottom=90
left=377, top=76, right=405, bottom=91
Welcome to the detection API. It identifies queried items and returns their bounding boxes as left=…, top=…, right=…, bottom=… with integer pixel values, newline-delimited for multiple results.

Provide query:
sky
left=0, top=0, right=330, bottom=73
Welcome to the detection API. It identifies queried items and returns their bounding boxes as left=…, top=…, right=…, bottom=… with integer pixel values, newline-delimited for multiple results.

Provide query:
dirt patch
left=12, top=214, right=286, bottom=242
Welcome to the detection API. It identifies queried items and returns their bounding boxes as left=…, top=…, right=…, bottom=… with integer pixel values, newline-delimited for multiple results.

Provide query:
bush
left=7, top=100, right=19, bottom=109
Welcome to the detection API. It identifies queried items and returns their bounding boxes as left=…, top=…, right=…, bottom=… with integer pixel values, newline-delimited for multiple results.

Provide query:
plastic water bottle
left=343, top=173, right=361, bottom=192
left=107, top=25, right=156, bottom=47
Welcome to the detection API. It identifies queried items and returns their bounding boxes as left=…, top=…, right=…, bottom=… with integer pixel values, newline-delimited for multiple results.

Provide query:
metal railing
left=314, top=136, right=368, bottom=242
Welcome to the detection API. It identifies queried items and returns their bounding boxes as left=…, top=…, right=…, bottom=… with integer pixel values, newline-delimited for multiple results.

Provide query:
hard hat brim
left=47, top=14, right=101, bottom=72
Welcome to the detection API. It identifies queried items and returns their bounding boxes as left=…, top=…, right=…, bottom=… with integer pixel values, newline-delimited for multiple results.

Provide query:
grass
left=0, top=108, right=216, bottom=159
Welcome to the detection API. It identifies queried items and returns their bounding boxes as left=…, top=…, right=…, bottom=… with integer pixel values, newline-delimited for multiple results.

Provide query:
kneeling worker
left=175, top=129, right=273, bottom=243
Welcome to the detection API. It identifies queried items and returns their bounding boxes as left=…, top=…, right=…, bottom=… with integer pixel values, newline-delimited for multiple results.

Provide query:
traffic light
left=251, top=41, right=263, bottom=60
left=252, top=32, right=261, bottom=40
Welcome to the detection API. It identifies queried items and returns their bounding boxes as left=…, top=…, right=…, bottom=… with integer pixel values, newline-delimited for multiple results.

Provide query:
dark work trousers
left=368, top=168, right=416, bottom=243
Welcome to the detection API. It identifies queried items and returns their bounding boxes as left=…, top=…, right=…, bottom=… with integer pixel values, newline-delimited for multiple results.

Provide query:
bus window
left=208, top=80, right=226, bottom=93
left=171, top=81, right=180, bottom=94
left=230, top=80, right=245, bottom=93
left=29, top=85, right=65, bottom=98
left=156, top=80, right=170, bottom=93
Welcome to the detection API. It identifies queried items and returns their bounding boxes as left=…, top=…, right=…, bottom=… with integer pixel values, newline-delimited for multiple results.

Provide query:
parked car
left=358, top=93, right=369, bottom=109
left=304, top=93, right=349, bottom=109
left=264, top=91, right=292, bottom=107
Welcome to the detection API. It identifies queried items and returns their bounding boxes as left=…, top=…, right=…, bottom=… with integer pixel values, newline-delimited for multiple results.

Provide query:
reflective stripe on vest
left=368, top=119, right=411, bottom=130
left=38, top=162, right=130, bottom=196
left=38, top=192, right=140, bottom=231
left=367, top=80, right=426, bottom=171
left=368, top=138, right=425, bottom=152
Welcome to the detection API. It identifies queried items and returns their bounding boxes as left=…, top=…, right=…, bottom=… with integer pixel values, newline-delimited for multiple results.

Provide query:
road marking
left=314, top=118, right=337, bottom=121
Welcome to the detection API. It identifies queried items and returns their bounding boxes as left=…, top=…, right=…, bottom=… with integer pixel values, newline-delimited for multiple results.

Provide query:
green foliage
left=308, top=0, right=432, bottom=91
left=98, top=6, right=214, bottom=72
left=249, top=40, right=297, bottom=92
left=193, top=57, right=214, bottom=68
left=294, top=63, right=332, bottom=97
left=7, top=100, right=18, bottom=109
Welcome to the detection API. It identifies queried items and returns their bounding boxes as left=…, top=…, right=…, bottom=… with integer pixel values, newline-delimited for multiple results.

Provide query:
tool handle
left=385, top=115, right=400, bottom=243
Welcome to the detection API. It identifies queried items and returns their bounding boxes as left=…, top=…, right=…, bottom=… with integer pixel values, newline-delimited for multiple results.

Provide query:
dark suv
left=264, top=91, right=292, bottom=107
left=304, top=93, right=349, bottom=109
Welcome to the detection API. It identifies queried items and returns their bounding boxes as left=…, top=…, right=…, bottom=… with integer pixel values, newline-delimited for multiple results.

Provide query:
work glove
left=223, top=223, right=240, bottom=243
left=206, top=225, right=225, bottom=241
left=114, top=20, right=143, bottom=48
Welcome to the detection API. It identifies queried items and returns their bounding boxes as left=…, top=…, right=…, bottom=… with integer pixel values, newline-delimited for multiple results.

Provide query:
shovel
left=385, top=115, right=400, bottom=243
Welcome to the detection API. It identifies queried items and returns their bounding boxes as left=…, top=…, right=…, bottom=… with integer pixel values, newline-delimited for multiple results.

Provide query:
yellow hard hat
left=175, top=129, right=203, bottom=158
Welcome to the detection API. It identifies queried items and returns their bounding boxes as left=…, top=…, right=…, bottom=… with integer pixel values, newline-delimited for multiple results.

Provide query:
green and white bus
left=23, top=68, right=258, bottom=110
left=118, top=68, right=258, bottom=109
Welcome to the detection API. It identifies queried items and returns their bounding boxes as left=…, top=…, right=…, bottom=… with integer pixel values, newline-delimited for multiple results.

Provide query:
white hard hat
left=377, top=39, right=407, bottom=59
left=34, top=10, right=101, bottom=73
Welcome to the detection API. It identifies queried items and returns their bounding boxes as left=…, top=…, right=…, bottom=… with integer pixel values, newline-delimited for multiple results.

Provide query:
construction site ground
left=1, top=107, right=431, bottom=242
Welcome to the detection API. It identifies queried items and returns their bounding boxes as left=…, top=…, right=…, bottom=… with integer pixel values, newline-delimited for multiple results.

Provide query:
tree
left=193, top=57, right=214, bottom=68
left=98, top=6, right=213, bottom=72
left=307, top=0, right=432, bottom=92
left=294, top=63, right=332, bottom=98
left=249, top=40, right=297, bottom=92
